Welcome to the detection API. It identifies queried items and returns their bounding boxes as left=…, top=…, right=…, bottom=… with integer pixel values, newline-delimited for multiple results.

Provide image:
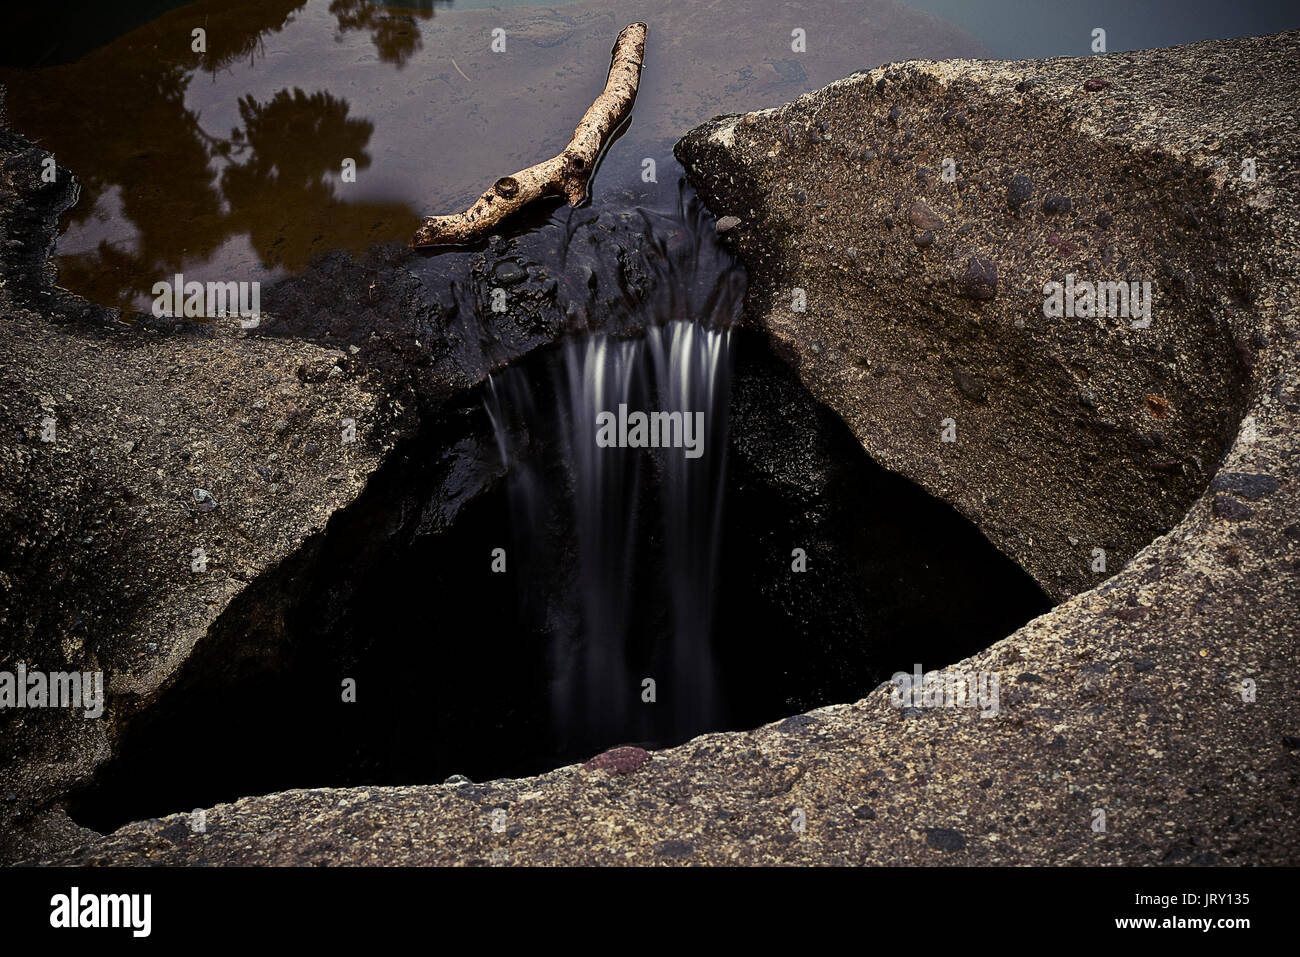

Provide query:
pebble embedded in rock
left=654, top=839, right=695, bottom=859
left=908, top=201, right=946, bottom=230
left=953, top=367, right=987, bottom=400
left=582, top=745, right=649, bottom=774
left=777, top=714, right=820, bottom=733
left=1006, top=174, right=1033, bottom=211
left=1212, top=493, right=1253, bottom=521
left=492, top=261, right=526, bottom=286
left=957, top=255, right=998, bottom=300
left=1209, top=471, right=1279, bottom=501
left=1041, top=195, right=1072, bottom=215
left=925, top=827, right=966, bottom=851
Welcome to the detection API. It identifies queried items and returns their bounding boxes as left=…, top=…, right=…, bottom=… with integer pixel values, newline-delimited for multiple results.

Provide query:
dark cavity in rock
left=67, top=185, right=1049, bottom=834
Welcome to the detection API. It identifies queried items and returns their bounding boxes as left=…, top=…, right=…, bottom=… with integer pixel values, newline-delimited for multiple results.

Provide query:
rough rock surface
left=9, top=32, right=1300, bottom=865
left=0, top=123, right=410, bottom=862
left=674, top=38, right=1293, bottom=603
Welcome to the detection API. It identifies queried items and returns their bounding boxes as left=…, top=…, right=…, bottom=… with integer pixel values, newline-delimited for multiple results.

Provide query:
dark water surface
left=0, top=0, right=985, bottom=312
left=4, top=0, right=1294, bottom=315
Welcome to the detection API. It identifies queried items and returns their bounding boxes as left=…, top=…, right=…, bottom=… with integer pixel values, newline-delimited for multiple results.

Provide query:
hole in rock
left=70, top=319, right=1050, bottom=833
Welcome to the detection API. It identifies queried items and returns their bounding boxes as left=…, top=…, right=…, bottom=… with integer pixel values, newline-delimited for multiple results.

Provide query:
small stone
left=925, top=827, right=966, bottom=851
left=853, top=805, right=877, bottom=820
left=582, top=745, right=649, bottom=775
left=1133, top=658, right=1156, bottom=673
left=1144, top=395, right=1170, bottom=418
left=953, top=367, right=987, bottom=400
left=1042, top=195, right=1073, bottom=215
left=1202, top=74, right=1225, bottom=85
left=914, top=230, right=935, bottom=249
left=791, top=188, right=807, bottom=206
left=192, top=488, right=216, bottom=512
left=1095, top=210, right=1113, bottom=228
left=778, top=714, right=820, bottom=733
left=1079, top=389, right=1097, bottom=408
left=443, top=774, right=471, bottom=786
left=1083, top=78, right=1111, bottom=91
left=957, top=256, right=998, bottom=300
left=1116, top=606, right=1150, bottom=621
left=654, top=839, right=695, bottom=859
left=1212, top=493, right=1253, bottom=521
left=1006, top=174, right=1033, bottom=211
left=492, top=260, right=526, bottom=286
left=1209, top=471, right=1279, bottom=501
left=908, top=201, right=946, bottom=230
left=715, top=215, right=741, bottom=233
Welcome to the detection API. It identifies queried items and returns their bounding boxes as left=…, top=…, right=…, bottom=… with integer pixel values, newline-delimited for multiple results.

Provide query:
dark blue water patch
left=898, top=0, right=1300, bottom=59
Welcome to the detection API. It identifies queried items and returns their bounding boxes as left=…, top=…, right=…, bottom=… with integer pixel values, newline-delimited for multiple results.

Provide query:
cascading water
left=66, top=187, right=1053, bottom=832
left=485, top=317, right=732, bottom=750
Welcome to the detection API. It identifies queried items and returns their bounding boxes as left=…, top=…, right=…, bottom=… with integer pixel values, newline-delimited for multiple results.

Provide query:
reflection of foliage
left=221, top=89, right=382, bottom=270
left=329, top=0, right=441, bottom=68
left=0, top=0, right=419, bottom=312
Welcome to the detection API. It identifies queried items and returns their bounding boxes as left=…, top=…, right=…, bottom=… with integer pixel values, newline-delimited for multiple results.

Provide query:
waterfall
left=485, top=318, right=733, bottom=748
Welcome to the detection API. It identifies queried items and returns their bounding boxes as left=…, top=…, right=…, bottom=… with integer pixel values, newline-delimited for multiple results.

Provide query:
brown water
left=1, top=0, right=984, bottom=314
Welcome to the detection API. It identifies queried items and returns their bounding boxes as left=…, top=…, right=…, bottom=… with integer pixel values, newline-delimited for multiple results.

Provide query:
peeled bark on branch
left=410, top=22, right=647, bottom=247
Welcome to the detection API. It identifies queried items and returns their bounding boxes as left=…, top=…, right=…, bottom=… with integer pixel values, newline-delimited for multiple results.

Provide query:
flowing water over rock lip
left=63, top=316, right=1052, bottom=834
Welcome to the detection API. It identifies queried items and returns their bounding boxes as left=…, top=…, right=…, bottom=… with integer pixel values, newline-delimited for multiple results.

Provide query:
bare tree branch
left=410, top=22, right=648, bottom=248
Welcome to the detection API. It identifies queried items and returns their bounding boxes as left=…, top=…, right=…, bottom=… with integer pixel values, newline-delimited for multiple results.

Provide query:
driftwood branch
left=410, top=22, right=647, bottom=247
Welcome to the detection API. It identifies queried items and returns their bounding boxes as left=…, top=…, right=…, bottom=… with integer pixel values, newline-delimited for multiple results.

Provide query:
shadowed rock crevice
left=66, top=320, right=1049, bottom=836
